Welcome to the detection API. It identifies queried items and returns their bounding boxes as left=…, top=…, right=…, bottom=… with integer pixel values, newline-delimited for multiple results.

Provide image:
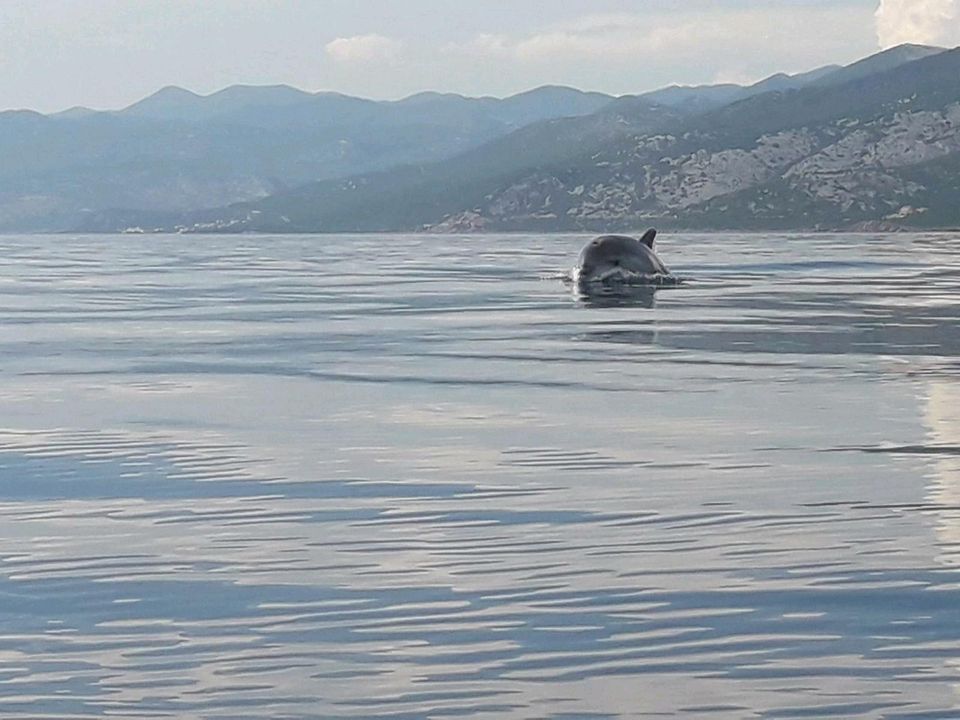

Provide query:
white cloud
left=325, top=33, right=403, bottom=63
left=875, top=0, right=959, bottom=48
left=511, top=19, right=729, bottom=61
left=424, top=6, right=884, bottom=100
left=445, top=7, right=872, bottom=70
left=445, top=33, right=511, bottom=58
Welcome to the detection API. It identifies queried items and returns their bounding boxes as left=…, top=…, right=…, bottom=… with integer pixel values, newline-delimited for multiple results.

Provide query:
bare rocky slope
left=431, top=47, right=960, bottom=232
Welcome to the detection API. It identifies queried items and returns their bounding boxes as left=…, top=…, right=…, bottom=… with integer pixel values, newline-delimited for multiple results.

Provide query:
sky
left=1, top=0, right=959, bottom=113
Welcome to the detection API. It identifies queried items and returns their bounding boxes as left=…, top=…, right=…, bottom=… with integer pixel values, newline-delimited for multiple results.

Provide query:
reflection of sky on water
left=0, top=232, right=959, bottom=718
left=926, top=383, right=960, bottom=567
left=924, top=380, right=960, bottom=706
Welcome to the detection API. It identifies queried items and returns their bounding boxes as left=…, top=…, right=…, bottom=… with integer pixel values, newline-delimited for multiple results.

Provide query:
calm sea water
left=1, top=232, right=959, bottom=719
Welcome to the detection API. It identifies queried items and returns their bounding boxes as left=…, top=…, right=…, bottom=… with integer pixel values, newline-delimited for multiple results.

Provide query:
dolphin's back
left=575, top=230, right=674, bottom=285
left=580, top=235, right=667, bottom=275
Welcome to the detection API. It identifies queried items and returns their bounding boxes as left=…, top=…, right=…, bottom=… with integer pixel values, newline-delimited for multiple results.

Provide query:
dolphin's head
left=574, top=229, right=664, bottom=285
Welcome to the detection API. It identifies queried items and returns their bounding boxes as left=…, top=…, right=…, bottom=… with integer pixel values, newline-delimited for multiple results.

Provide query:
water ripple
left=1, top=233, right=959, bottom=718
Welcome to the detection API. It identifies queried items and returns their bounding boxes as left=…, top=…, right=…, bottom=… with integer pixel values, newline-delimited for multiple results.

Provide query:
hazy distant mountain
left=118, top=83, right=616, bottom=129
left=637, top=43, right=944, bottom=115
left=104, top=97, right=682, bottom=234
left=747, top=64, right=842, bottom=94
left=132, top=44, right=960, bottom=234
left=637, top=66, right=845, bottom=115
left=49, top=106, right=99, bottom=120
left=638, top=83, right=744, bottom=115
left=0, top=85, right=614, bottom=231
left=120, top=84, right=317, bottom=122
left=807, top=42, right=945, bottom=88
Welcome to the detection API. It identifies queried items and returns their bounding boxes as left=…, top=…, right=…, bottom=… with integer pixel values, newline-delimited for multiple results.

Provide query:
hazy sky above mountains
left=2, top=0, right=959, bottom=113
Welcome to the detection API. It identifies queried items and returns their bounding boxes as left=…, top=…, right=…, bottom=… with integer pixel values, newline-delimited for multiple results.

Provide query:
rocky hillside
left=475, top=46, right=960, bottom=232
left=453, top=46, right=960, bottom=232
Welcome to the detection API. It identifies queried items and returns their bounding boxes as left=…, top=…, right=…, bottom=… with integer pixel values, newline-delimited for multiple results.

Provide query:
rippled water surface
left=2, top=232, right=959, bottom=719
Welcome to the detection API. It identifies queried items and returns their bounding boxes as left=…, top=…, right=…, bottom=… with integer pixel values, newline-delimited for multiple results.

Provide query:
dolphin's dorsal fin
left=638, top=228, right=657, bottom=249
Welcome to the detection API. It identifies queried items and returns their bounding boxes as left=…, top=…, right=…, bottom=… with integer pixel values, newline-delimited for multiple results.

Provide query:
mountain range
left=4, top=43, right=958, bottom=233
left=0, top=84, right=613, bottom=231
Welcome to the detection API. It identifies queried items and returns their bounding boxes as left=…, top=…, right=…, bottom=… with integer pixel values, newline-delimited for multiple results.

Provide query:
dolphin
left=573, top=229, right=677, bottom=287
